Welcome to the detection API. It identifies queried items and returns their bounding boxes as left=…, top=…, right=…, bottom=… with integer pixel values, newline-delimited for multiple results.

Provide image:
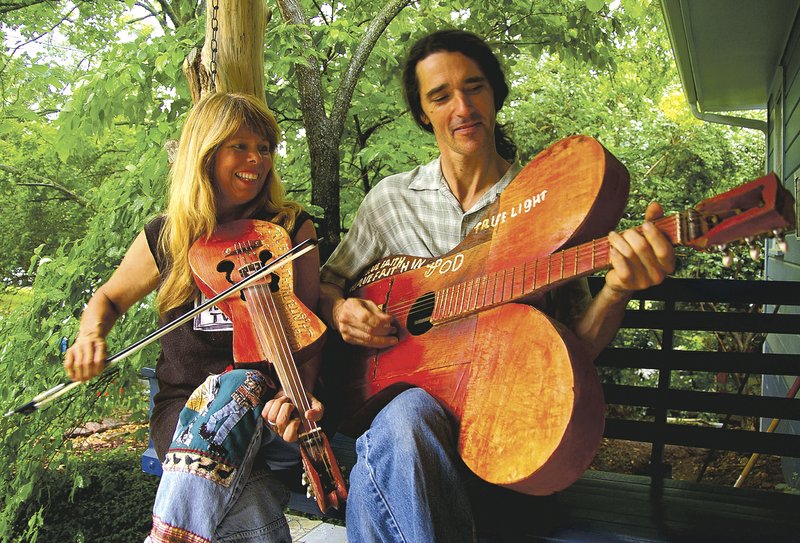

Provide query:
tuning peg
left=715, top=244, right=734, bottom=267
left=722, top=252, right=734, bottom=267
left=773, top=230, right=789, bottom=253
left=741, top=237, right=761, bottom=260
left=306, top=487, right=315, bottom=499
left=301, top=472, right=308, bottom=487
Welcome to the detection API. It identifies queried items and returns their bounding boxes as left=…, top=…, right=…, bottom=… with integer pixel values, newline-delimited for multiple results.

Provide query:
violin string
left=234, top=243, right=330, bottom=472
left=235, top=245, right=308, bottom=414
left=256, top=279, right=332, bottom=468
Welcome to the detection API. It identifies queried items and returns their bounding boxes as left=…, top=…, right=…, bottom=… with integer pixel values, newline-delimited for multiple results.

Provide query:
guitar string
left=373, top=216, right=681, bottom=322
left=377, top=240, right=615, bottom=317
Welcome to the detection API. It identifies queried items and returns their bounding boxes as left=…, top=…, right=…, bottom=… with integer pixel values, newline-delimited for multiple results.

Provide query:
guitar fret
left=513, top=267, right=519, bottom=297
left=465, top=279, right=475, bottom=312
left=446, top=284, right=454, bottom=318
left=471, top=277, right=480, bottom=310
left=480, top=275, right=489, bottom=308
left=573, top=246, right=579, bottom=277
left=522, top=261, right=529, bottom=295
left=445, top=285, right=455, bottom=318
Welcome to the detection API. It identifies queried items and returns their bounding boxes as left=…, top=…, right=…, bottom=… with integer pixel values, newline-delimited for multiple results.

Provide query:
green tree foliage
left=0, top=0, right=771, bottom=540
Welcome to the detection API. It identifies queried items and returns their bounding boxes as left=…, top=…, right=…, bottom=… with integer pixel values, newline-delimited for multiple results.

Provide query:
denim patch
left=165, top=370, right=270, bottom=484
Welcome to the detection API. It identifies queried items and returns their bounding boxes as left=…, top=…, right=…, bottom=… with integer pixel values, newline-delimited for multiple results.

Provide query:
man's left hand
left=604, top=201, right=675, bottom=299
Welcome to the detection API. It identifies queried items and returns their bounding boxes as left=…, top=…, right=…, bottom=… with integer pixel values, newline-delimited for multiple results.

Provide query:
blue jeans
left=145, top=369, right=300, bottom=543
left=346, top=388, right=476, bottom=542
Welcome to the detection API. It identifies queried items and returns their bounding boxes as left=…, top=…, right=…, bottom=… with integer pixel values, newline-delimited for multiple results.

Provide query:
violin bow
left=5, top=238, right=319, bottom=417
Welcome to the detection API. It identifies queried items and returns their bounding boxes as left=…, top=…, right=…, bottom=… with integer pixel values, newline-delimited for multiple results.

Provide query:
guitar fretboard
left=430, top=214, right=682, bottom=323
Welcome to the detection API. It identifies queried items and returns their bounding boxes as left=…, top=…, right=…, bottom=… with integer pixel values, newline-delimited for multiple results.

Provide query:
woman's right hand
left=61, top=230, right=161, bottom=383
left=63, top=334, right=108, bottom=382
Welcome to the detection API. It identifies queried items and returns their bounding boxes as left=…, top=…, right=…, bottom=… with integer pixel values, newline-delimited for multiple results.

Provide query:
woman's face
left=212, top=124, right=273, bottom=220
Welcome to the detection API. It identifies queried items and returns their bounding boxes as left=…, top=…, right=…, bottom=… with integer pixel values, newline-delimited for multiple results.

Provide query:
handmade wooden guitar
left=335, top=135, right=795, bottom=496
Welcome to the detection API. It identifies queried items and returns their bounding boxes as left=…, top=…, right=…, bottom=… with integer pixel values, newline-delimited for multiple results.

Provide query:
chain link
left=209, top=0, right=219, bottom=88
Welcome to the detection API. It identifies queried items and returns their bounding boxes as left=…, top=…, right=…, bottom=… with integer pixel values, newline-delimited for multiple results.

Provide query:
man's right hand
left=332, top=297, right=399, bottom=348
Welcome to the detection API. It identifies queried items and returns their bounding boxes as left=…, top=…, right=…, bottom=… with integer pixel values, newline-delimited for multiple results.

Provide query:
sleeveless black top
left=144, top=210, right=311, bottom=459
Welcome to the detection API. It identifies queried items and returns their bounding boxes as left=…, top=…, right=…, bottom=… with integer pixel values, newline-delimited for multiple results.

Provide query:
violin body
left=189, top=219, right=326, bottom=367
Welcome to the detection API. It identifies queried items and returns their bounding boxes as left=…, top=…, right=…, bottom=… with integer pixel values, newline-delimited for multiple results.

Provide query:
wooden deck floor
left=469, top=470, right=800, bottom=542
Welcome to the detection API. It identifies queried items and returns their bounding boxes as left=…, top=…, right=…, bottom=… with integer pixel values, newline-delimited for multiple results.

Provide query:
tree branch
left=0, top=0, right=50, bottom=15
left=329, top=0, right=412, bottom=143
left=0, top=164, right=94, bottom=209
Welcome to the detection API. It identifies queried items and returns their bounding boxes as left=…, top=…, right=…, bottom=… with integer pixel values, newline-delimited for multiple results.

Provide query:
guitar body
left=337, top=136, right=630, bottom=495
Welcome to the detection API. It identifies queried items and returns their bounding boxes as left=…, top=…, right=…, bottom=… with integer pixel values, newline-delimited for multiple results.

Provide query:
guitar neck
left=431, top=214, right=682, bottom=323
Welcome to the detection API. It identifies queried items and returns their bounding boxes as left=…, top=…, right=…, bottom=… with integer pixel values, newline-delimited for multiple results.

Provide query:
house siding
left=765, top=7, right=800, bottom=488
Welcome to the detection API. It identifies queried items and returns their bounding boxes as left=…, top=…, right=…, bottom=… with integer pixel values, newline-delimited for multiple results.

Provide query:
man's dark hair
left=401, top=29, right=516, bottom=161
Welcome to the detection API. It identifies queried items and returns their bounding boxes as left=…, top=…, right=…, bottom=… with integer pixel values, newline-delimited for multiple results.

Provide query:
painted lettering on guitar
left=424, top=253, right=464, bottom=278
left=351, top=256, right=427, bottom=289
left=473, top=189, right=549, bottom=234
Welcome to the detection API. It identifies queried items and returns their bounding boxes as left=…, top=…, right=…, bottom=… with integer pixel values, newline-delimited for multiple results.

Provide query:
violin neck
left=246, top=284, right=314, bottom=428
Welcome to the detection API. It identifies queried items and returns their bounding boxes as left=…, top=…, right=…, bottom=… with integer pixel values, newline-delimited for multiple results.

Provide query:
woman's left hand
left=262, top=390, right=324, bottom=442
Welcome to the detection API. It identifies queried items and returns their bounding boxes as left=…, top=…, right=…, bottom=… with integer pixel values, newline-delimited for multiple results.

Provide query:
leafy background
left=0, top=0, right=767, bottom=540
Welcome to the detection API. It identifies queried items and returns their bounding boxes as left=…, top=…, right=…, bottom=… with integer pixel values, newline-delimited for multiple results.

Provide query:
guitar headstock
left=680, top=173, right=795, bottom=261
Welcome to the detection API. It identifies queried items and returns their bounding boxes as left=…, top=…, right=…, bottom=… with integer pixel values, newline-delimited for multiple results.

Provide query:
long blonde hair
left=157, top=92, right=302, bottom=314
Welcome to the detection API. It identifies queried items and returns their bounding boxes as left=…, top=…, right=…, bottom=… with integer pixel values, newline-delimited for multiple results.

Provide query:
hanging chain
left=209, top=0, right=220, bottom=89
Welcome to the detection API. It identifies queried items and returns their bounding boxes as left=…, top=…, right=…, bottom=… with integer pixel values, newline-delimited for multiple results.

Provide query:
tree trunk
left=276, top=0, right=411, bottom=257
left=182, top=0, right=271, bottom=105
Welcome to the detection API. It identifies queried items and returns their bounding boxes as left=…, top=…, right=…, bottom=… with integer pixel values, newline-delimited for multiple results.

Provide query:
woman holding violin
left=63, top=92, right=323, bottom=543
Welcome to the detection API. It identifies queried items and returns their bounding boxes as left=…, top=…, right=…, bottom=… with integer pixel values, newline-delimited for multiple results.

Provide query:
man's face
left=416, top=50, right=497, bottom=159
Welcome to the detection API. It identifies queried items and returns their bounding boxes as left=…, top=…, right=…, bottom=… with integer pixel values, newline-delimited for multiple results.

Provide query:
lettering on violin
left=351, top=256, right=427, bottom=289
left=278, top=292, right=314, bottom=349
left=423, top=254, right=464, bottom=278
left=472, top=189, right=549, bottom=234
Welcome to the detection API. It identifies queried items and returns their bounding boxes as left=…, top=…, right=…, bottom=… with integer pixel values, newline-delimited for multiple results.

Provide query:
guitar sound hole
left=407, top=292, right=435, bottom=335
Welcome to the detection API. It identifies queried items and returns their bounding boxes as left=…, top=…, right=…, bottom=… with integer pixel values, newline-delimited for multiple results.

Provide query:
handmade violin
left=189, top=219, right=347, bottom=512
left=334, top=135, right=795, bottom=496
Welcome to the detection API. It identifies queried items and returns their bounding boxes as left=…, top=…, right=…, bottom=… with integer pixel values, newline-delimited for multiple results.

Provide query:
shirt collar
left=408, top=156, right=521, bottom=196
left=408, top=157, right=445, bottom=191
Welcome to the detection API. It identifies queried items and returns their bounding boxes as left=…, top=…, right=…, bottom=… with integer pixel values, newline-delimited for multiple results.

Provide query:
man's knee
left=370, top=388, right=452, bottom=446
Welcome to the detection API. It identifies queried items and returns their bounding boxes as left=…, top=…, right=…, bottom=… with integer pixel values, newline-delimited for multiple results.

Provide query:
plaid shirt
left=321, top=157, right=520, bottom=289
